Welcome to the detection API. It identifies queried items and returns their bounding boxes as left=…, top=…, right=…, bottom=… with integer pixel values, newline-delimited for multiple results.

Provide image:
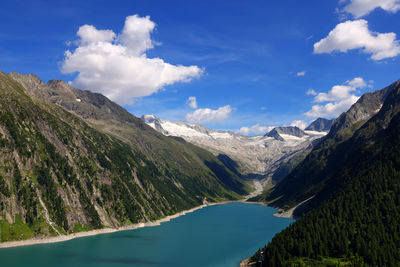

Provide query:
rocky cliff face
left=327, top=79, right=399, bottom=141
left=0, top=71, right=248, bottom=242
left=265, top=128, right=285, bottom=141
left=305, top=118, right=334, bottom=132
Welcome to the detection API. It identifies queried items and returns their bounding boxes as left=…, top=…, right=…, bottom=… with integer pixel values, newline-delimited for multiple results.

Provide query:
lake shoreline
left=273, top=196, right=315, bottom=219
left=0, top=201, right=293, bottom=267
left=0, top=200, right=235, bottom=249
left=0, top=178, right=269, bottom=249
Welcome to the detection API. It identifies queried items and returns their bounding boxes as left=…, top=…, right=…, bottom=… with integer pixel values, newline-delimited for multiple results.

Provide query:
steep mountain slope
left=264, top=128, right=285, bottom=141
left=252, top=78, right=400, bottom=266
left=141, top=115, right=326, bottom=179
left=0, top=71, right=248, bottom=242
left=9, top=73, right=248, bottom=194
left=266, top=79, right=400, bottom=210
left=305, top=118, right=334, bottom=132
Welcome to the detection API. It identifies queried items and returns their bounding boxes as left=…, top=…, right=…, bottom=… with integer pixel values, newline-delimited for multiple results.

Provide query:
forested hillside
left=0, top=71, right=248, bottom=242
left=253, top=79, right=400, bottom=266
left=266, top=79, right=399, bottom=211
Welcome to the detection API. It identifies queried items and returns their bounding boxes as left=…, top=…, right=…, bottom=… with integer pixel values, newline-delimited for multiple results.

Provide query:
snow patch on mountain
left=141, top=115, right=327, bottom=176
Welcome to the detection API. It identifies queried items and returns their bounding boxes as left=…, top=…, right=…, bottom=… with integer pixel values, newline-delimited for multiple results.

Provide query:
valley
left=2, top=71, right=400, bottom=267
left=2, top=1, right=400, bottom=266
left=141, top=114, right=328, bottom=181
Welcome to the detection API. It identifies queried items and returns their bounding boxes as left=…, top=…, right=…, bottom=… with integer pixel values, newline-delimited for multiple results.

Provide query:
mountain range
left=3, top=68, right=399, bottom=266
left=141, top=115, right=328, bottom=182
left=0, top=71, right=250, bottom=242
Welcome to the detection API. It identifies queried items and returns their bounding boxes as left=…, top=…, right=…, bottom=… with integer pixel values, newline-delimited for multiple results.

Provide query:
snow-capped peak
left=140, top=115, right=327, bottom=176
left=141, top=115, right=168, bottom=135
left=141, top=114, right=160, bottom=123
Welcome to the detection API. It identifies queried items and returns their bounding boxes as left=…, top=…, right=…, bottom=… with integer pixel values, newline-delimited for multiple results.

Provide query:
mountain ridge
left=251, top=77, right=400, bottom=266
left=0, top=71, right=249, bottom=243
left=266, top=78, right=400, bottom=210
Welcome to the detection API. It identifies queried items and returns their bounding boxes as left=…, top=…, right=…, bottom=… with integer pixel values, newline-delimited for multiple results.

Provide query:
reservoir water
left=0, top=202, right=293, bottom=267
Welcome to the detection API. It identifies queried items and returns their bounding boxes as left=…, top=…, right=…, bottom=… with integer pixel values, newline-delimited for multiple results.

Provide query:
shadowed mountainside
left=250, top=78, right=400, bottom=266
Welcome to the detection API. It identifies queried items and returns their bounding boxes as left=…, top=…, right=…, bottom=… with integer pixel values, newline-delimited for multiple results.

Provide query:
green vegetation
left=72, top=223, right=92, bottom=233
left=283, top=256, right=358, bottom=267
left=0, top=215, right=34, bottom=241
left=254, top=82, right=400, bottom=266
left=0, top=71, right=249, bottom=243
left=0, top=216, right=53, bottom=242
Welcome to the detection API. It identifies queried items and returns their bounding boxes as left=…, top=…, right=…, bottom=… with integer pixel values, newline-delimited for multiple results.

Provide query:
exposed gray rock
left=265, top=128, right=284, bottom=141
left=305, top=118, right=334, bottom=132
left=141, top=115, right=326, bottom=177
left=329, top=79, right=400, bottom=139
left=266, top=126, right=307, bottom=138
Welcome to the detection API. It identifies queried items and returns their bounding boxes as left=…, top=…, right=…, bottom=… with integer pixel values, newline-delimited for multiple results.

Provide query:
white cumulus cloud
left=61, top=14, right=203, bottom=105
left=313, top=20, right=400, bottom=60
left=306, top=88, right=317, bottom=96
left=291, top=120, right=308, bottom=130
left=296, top=71, right=306, bottom=77
left=186, top=96, right=198, bottom=109
left=77, top=25, right=116, bottom=44
left=342, top=0, right=400, bottom=18
left=304, top=96, right=360, bottom=118
left=304, top=77, right=371, bottom=118
left=314, top=77, right=367, bottom=103
left=236, top=124, right=273, bottom=136
left=118, top=14, right=158, bottom=56
left=185, top=105, right=233, bottom=124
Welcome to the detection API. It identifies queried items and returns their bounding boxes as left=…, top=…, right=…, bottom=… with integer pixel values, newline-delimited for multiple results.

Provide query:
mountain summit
left=265, top=126, right=307, bottom=141
left=304, top=118, right=334, bottom=132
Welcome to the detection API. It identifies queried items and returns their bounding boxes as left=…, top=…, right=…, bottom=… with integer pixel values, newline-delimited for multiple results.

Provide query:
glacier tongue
left=141, top=115, right=326, bottom=178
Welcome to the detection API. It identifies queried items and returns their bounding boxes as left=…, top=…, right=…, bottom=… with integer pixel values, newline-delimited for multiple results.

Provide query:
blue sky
left=1, top=0, right=400, bottom=134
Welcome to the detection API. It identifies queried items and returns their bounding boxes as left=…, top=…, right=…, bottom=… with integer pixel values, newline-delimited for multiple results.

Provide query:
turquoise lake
left=0, top=202, right=293, bottom=267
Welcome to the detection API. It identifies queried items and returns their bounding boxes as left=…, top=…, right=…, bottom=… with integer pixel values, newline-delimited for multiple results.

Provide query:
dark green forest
left=255, top=82, right=400, bottom=266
